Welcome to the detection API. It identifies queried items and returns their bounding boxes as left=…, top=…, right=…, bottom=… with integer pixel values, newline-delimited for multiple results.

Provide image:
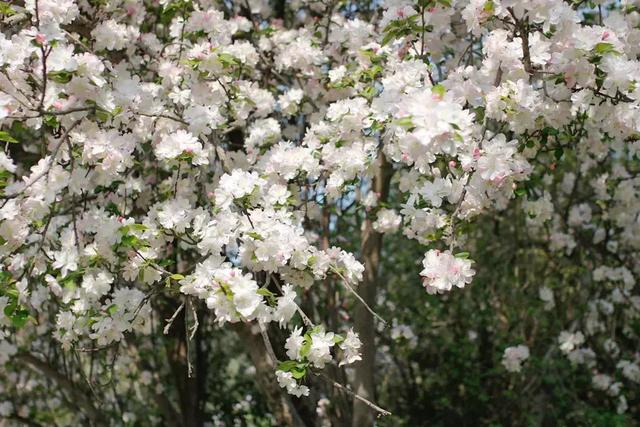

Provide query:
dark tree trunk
left=233, top=323, right=306, bottom=427
left=351, top=155, right=391, bottom=427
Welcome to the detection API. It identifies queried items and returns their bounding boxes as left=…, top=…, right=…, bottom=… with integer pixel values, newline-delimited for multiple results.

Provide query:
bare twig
left=316, top=372, right=392, bottom=418
left=330, top=266, right=387, bottom=327
left=163, top=302, right=185, bottom=335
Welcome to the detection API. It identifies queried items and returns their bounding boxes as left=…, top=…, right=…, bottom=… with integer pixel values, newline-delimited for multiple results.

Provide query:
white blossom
left=420, top=250, right=475, bottom=294
left=502, top=345, right=530, bottom=373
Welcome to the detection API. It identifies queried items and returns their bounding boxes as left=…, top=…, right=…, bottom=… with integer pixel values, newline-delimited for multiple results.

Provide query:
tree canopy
left=0, top=0, right=639, bottom=425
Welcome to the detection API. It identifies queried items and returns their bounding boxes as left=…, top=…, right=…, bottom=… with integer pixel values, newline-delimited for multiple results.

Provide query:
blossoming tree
left=0, top=0, right=639, bottom=424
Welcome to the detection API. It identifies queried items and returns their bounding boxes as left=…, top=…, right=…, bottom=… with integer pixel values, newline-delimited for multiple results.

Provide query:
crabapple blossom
left=502, top=345, right=530, bottom=373
left=339, top=329, right=362, bottom=367
left=276, top=370, right=310, bottom=398
left=307, top=330, right=336, bottom=369
left=420, top=250, right=475, bottom=294
left=372, top=208, right=402, bottom=234
left=285, top=327, right=305, bottom=361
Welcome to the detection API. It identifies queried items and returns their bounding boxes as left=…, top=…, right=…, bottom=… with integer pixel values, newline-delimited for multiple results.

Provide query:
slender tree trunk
left=351, top=155, right=391, bottom=427
left=233, top=323, right=306, bottom=427
left=321, top=207, right=352, bottom=424
left=163, top=301, right=203, bottom=427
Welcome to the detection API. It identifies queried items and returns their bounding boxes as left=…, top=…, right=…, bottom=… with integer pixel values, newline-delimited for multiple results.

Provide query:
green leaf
left=299, top=336, right=312, bottom=358
left=48, top=70, right=73, bottom=84
left=129, top=224, right=148, bottom=232
left=291, top=365, right=306, bottom=379
left=257, top=288, right=275, bottom=297
left=96, top=109, right=112, bottom=122
left=381, top=31, right=395, bottom=47
left=593, top=42, right=618, bottom=56
left=217, top=53, right=239, bottom=68
left=120, top=234, right=149, bottom=249
left=514, top=187, right=527, bottom=197
left=0, top=131, right=18, bottom=143
left=278, top=360, right=298, bottom=372
left=394, top=117, right=414, bottom=128
left=359, top=85, right=377, bottom=100
left=246, top=231, right=264, bottom=241
left=432, top=84, right=446, bottom=98
left=3, top=302, right=16, bottom=317
left=107, top=304, right=119, bottom=315
left=10, top=308, right=30, bottom=328
left=170, top=274, right=185, bottom=281
left=105, top=202, right=121, bottom=216
left=0, top=1, right=17, bottom=16
left=554, top=147, right=564, bottom=160
left=5, top=289, right=18, bottom=299
left=454, top=252, right=470, bottom=259
left=43, top=115, right=59, bottom=128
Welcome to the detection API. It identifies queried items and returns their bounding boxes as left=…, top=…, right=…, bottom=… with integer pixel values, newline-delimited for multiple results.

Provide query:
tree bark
left=351, top=155, right=391, bottom=427
left=233, top=323, right=306, bottom=427
left=159, top=298, right=204, bottom=427
left=320, top=207, right=352, bottom=424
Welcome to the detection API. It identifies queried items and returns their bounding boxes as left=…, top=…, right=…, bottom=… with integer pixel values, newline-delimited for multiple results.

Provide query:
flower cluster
left=420, top=250, right=475, bottom=294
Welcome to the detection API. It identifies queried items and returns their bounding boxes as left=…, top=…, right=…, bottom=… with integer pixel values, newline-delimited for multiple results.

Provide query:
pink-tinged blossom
left=420, top=250, right=475, bottom=294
